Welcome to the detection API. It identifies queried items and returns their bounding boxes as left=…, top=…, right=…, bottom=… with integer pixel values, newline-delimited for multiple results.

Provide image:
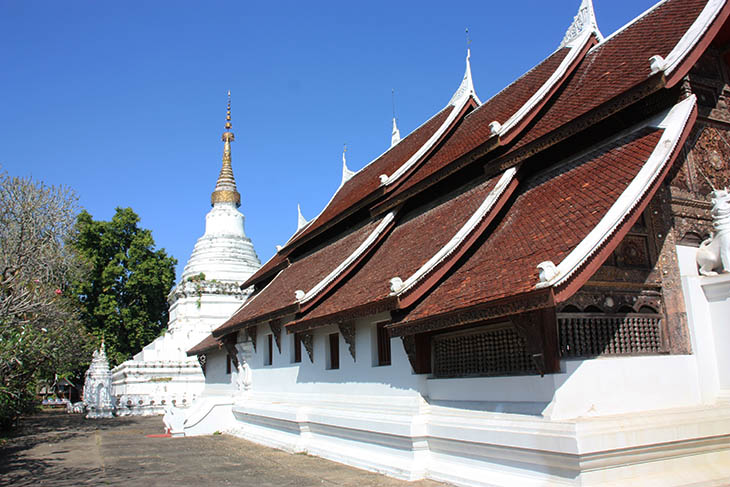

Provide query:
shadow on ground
left=1, top=411, right=140, bottom=486
left=0, top=411, right=445, bottom=487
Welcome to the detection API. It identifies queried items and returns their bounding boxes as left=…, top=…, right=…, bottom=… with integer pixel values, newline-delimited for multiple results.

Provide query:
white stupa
left=111, top=93, right=261, bottom=415
left=83, top=341, right=115, bottom=419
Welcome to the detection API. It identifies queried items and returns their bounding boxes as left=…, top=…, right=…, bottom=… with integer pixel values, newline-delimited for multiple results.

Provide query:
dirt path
left=0, top=411, right=444, bottom=487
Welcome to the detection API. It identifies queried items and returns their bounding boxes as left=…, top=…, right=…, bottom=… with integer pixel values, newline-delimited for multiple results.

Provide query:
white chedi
left=83, top=342, right=114, bottom=419
left=111, top=94, right=261, bottom=415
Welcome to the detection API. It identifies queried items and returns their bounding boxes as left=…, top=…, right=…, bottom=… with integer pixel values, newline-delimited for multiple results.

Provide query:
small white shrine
left=83, top=342, right=114, bottom=419
left=111, top=93, right=261, bottom=415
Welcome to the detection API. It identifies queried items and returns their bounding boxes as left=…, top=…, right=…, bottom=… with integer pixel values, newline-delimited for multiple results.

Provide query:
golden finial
left=212, top=91, right=241, bottom=207
left=225, top=90, right=232, bottom=130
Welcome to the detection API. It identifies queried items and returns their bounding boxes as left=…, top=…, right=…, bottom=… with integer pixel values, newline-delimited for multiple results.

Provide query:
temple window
left=291, top=333, right=302, bottom=364
left=374, top=322, right=391, bottom=366
left=328, top=332, right=340, bottom=370
left=264, top=334, right=273, bottom=366
left=432, top=324, right=535, bottom=378
left=226, top=354, right=231, bottom=374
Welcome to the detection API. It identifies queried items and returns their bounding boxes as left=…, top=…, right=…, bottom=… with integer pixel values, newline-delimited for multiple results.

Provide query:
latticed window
left=432, top=324, right=535, bottom=378
left=558, top=312, right=664, bottom=357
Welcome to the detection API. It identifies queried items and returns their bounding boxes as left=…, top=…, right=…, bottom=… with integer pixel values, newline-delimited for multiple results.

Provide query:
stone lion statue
left=697, top=188, right=730, bottom=276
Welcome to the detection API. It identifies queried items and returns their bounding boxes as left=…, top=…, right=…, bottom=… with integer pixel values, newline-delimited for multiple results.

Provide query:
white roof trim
left=393, top=167, right=518, bottom=297
left=298, top=211, right=397, bottom=304
left=560, top=0, right=604, bottom=49
left=663, top=0, right=725, bottom=76
left=381, top=98, right=466, bottom=186
left=498, top=30, right=591, bottom=137
left=380, top=50, right=480, bottom=186
left=536, top=95, right=696, bottom=290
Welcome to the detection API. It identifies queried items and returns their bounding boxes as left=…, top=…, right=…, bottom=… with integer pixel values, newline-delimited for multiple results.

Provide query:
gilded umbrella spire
left=211, top=90, right=241, bottom=207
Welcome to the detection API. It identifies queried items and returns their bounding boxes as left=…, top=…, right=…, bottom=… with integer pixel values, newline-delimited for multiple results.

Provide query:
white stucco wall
left=182, top=244, right=730, bottom=486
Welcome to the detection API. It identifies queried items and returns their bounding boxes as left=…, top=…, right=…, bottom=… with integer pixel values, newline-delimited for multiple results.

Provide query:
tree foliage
left=0, top=170, right=93, bottom=429
left=72, top=208, right=177, bottom=366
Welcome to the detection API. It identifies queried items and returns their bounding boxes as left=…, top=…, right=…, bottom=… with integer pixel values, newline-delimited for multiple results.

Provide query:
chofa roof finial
left=560, top=0, right=603, bottom=49
left=341, top=143, right=355, bottom=185
left=448, top=28, right=481, bottom=106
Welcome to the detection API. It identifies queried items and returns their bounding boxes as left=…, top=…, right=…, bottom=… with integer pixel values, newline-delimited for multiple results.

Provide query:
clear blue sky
left=1, top=0, right=658, bottom=280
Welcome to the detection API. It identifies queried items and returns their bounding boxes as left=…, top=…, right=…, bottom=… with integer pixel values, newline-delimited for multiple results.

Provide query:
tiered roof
left=191, top=0, right=730, bottom=357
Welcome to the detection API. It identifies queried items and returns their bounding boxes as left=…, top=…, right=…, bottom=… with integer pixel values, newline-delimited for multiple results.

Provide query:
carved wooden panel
left=614, top=235, right=652, bottom=268
left=561, top=287, right=662, bottom=314
left=651, top=186, right=692, bottom=354
left=197, top=353, right=207, bottom=374
left=689, top=47, right=730, bottom=123
left=301, top=332, right=313, bottom=363
left=688, top=124, right=730, bottom=194
left=338, top=322, right=356, bottom=361
left=570, top=185, right=691, bottom=354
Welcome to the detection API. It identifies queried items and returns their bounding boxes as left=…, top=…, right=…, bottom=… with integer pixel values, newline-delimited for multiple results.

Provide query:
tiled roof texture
left=283, top=106, right=454, bottom=249
left=507, top=0, right=706, bottom=155
left=187, top=333, right=221, bottom=356
left=383, top=49, right=572, bottom=205
left=399, top=127, right=664, bottom=326
left=291, top=173, right=502, bottom=326
left=215, top=217, right=385, bottom=334
left=241, top=251, right=288, bottom=289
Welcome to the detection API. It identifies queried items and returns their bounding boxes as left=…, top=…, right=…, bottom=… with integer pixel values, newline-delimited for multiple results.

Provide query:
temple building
left=111, top=95, right=261, bottom=415
left=171, top=1, right=730, bottom=484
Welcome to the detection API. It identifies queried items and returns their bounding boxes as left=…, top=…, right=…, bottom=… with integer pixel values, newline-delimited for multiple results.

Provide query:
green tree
left=72, top=208, right=177, bottom=366
left=0, top=170, right=93, bottom=429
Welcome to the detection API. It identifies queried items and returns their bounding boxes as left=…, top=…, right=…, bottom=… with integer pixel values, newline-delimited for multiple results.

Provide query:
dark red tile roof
left=187, top=333, right=222, bottom=356
left=289, top=173, right=502, bottom=327
left=381, top=48, right=571, bottom=208
left=506, top=0, right=707, bottom=156
left=397, top=127, right=664, bottom=326
left=282, top=106, right=455, bottom=249
left=214, top=216, right=386, bottom=335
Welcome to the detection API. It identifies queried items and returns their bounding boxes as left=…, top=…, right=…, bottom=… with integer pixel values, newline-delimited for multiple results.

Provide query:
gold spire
left=211, top=90, right=241, bottom=207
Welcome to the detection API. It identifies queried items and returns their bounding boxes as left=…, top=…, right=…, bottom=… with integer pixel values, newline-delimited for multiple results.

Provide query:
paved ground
left=0, top=411, right=444, bottom=487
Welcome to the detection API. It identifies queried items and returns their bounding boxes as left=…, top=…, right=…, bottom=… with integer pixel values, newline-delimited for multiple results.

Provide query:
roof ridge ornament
left=391, top=89, right=401, bottom=147
left=560, top=0, right=603, bottom=49
left=211, top=90, right=242, bottom=207
left=297, top=204, right=308, bottom=231
left=649, top=55, right=667, bottom=75
left=341, top=144, right=355, bottom=186
left=448, top=41, right=481, bottom=106
left=391, top=118, right=401, bottom=147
